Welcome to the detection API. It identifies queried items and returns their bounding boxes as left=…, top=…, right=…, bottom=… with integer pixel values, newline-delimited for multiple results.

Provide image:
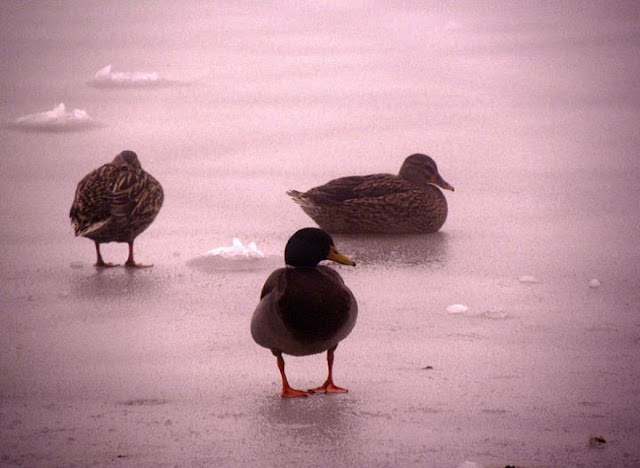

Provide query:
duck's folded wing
left=259, top=269, right=285, bottom=299
left=352, top=175, right=413, bottom=199
left=69, top=164, right=117, bottom=233
left=109, top=168, right=163, bottom=220
left=303, top=174, right=410, bottom=204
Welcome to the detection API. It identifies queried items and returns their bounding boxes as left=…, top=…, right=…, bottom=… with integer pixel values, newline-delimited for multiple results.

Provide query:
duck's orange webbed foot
left=310, top=381, right=348, bottom=395
left=281, top=386, right=312, bottom=398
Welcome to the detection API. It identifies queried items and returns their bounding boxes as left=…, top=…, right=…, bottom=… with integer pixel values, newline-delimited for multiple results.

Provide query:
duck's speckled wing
left=70, top=163, right=119, bottom=236
left=109, top=166, right=163, bottom=222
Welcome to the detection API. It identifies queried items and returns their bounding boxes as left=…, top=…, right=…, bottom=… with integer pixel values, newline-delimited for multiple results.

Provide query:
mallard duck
left=287, top=153, right=454, bottom=234
left=251, top=228, right=358, bottom=398
left=69, top=150, right=164, bottom=268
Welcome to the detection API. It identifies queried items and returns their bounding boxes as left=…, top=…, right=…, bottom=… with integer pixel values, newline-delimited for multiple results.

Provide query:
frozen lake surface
left=1, top=2, right=640, bottom=467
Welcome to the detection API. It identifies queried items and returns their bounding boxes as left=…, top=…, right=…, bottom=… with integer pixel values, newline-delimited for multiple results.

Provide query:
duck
left=287, top=153, right=454, bottom=234
left=251, top=228, right=358, bottom=398
left=69, top=150, right=164, bottom=268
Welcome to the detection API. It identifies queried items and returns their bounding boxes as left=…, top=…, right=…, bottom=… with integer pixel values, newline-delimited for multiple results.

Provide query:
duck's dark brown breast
left=278, top=268, right=351, bottom=344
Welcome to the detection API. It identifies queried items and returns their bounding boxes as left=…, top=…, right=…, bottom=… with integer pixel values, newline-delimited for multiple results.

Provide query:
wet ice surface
left=3, top=236, right=639, bottom=467
left=2, top=2, right=640, bottom=467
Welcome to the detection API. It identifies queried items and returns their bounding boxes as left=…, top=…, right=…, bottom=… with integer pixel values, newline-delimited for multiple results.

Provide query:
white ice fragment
left=457, top=462, right=483, bottom=468
left=447, top=303, right=468, bottom=314
left=482, top=309, right=508, bottom=320
left=518, top=275, right=539, bottom=284
left=589, top=278, right=601, bottom=288
left=88, top=65, right=171, bottom=88
left=94, top=64, right=112, bottom=78
left=13, top=103, right=95, bottom=131
left=205, top=238, right=265, bottom=259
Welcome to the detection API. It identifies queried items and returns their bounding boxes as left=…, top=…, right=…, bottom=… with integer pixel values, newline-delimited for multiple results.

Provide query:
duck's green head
left=112, top=150, right=142, bottom=169
left=399, top=153, right=454, bottom=191
left=285, top=228, right=356, bottom=268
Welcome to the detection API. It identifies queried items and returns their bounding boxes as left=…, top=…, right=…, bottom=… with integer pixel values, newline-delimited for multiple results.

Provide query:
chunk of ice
left=518, top=275, right=539, bottom=284
left=447, top=303, right=468, bottom=314
left=206, top=238, right=265, bottom=259
left=88, top=65, right=174, bottom=88
left=457, top=462, right=483, bottom=468
left=13, top=103, right=95, bottom=131
left=589, top=278, right=601, bottom=288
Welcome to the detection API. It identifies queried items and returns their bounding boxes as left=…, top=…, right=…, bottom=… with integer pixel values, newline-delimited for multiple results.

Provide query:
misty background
left=1, top=1, right=639, bottom=467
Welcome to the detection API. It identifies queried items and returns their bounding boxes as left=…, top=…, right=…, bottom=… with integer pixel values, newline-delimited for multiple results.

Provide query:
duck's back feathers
left=289, top=174, right=411, bottom=205
left=70, top=154, right=164, bottom=243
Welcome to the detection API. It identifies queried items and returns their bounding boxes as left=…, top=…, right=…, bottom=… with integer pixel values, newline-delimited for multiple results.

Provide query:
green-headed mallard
left=287, top=153, right=454, bottom=234
left=69, top=150, right=164, bottom=268
left=251, top=228, right=358, bottom=398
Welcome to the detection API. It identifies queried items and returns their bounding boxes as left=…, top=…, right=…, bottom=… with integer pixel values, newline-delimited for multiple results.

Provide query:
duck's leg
left=310, top=345, right=348, bottom=394
left=275, top=352, right=310, bottom=398
left=125, top=240, right=152, bottom=268
left=94, top=241, right=117, bottom=268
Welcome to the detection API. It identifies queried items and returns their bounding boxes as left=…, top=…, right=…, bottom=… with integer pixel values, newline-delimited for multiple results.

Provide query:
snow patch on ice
left=205, top=238, right=265, bottom=259
left=446, top=304, right=509, bottom=320
left=11, top=103, right=99, bottom=132
left=457, top=461, right=483, bottom=468
left=187, top=238, right=277, bottom=272
left=446, top=303, right=468, bottom=314
left=518, top=274, right=540, bottom=284
left=87, top=65, right=180, bottom=88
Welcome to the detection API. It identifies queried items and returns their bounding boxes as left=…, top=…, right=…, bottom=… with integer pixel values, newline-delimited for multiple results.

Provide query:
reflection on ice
left=87, top=65, right=179, bottom=88
left=70, top=267, right=159, bottom=300
left=11, top=103, right=99, bottom=132
left=335, top=232, right=449, bottom=269
left=250, top=393, right=360, bottom=464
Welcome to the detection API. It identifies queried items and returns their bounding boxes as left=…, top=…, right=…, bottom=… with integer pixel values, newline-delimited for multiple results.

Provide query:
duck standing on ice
left=251, top=228, right=358, bottom=398
left=69, top=150, right=164, bottom=268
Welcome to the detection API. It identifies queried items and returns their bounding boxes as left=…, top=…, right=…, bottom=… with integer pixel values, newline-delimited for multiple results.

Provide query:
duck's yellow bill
left=327, top=246, right=356, bottom=266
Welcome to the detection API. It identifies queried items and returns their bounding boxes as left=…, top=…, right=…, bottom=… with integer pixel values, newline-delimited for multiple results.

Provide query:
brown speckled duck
left=251, top=228, right=358, bottom=398
left=287, top=153, right=454, bottom=234
left=69, top=150, right=164, bottom=268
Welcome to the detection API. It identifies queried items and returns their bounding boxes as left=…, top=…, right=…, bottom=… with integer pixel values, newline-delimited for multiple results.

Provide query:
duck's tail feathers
left=73, top=218, right=110, bottom=237
left=286, top=190, right=313, bottom=207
